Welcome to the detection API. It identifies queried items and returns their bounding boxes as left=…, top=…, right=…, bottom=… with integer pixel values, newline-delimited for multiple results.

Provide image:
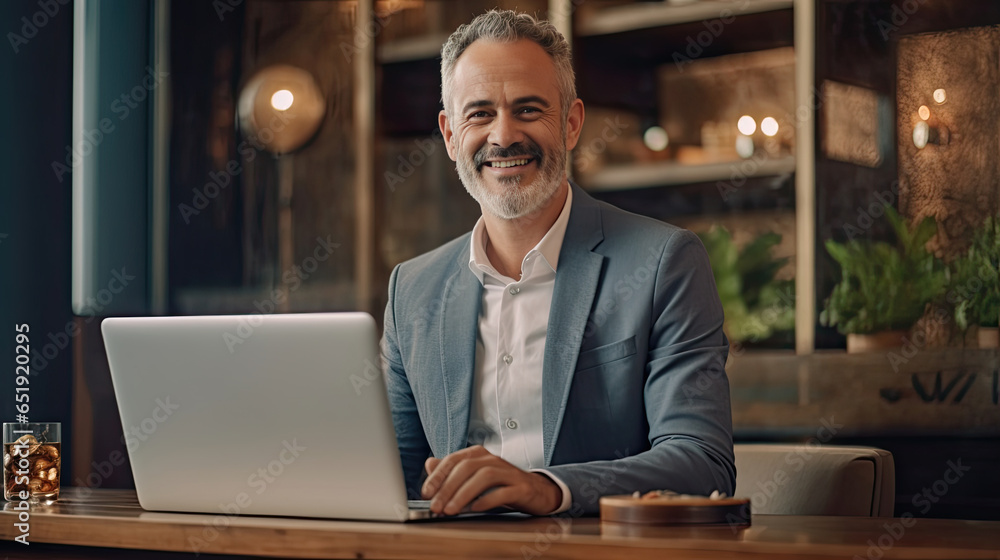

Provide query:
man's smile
left=474, top=143, right=545, bottom=176
left=485, top=158, right=534, bottom=169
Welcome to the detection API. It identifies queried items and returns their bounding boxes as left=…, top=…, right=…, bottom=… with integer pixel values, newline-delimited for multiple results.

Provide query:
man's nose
left=487, top=111, right=525, bottom=148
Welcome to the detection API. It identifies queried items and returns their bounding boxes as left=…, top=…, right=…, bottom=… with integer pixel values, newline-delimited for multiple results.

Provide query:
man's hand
left=421, top=446, right=561, bottom=516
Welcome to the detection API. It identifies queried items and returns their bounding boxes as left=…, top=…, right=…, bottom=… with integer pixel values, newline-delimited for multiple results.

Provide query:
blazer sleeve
left=381, top=264, right=432, bottom=499
left=543, top=229, right=736, bottom=514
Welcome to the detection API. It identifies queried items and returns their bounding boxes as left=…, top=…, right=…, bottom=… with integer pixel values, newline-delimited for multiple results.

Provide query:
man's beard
left=455, top=137, right=566, bottom=220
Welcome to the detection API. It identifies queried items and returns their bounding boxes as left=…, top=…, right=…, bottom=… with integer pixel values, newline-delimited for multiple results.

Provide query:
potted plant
left=821, top=207, right=948, bottom=353
left=699, top=227, right=795, bottom=347
left=951, top=216, right=1000, bottom=348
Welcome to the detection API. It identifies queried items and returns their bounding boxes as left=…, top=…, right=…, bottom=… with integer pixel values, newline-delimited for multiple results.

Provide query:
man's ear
left=563, top=99, right=585, bottom=152
left=438, top=110, right=458, bottom=161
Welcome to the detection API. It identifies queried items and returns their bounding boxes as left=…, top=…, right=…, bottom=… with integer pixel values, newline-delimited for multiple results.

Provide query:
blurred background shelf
left=580, top=155, right=796, bottom=191
left=377, top=32, right=449, bottom=63
left=577, top=0, right=794, bottom=37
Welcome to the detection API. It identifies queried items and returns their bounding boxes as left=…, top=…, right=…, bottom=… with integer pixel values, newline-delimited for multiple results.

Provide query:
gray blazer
left=380, top=182, right=735, bottom=514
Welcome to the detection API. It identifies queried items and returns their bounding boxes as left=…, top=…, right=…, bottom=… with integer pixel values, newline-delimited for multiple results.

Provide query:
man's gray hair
left=440, top=10, right=576, bottom=118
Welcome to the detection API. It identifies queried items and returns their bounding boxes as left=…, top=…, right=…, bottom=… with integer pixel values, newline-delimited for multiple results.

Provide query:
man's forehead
left=450, top=39, right=559, bottom=106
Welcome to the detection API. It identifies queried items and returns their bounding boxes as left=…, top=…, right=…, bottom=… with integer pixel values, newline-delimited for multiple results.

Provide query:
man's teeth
left=490, top=159, right=529, bottom=168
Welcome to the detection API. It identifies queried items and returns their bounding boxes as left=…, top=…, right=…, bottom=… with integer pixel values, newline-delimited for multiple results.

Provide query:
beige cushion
left=734, top=444, right=895, bottom=516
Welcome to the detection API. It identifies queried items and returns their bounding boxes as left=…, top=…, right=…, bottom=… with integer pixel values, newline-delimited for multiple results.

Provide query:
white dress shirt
left=466, top=185, right=573, bottom=514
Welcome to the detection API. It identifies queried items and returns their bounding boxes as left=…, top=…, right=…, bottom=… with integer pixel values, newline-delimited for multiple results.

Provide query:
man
left=380, top=10, right=735, bottom=517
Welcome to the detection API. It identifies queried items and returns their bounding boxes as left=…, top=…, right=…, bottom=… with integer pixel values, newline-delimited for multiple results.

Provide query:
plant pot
left=978, top=327, right=999, bottom=349
left=847, top=331, right=907, bottom=354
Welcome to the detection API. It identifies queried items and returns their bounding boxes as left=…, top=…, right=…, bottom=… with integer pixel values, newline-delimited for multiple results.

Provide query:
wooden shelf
left=577, top=0, right=795, bottom=37
left=377, top=33, right=449, bottom=63
left=728, top=348, right=1000, bottom=437
left=581, top=155, right=795, bottom=191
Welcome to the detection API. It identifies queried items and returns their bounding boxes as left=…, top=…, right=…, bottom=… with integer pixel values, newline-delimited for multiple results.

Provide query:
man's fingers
left=440, top=466, right=506, bottom=515
left=429, top=456, right=494, bottom=512
left=468, top=485, right=519, bottom=513
left=424, top=449, right=561, bottom=515
left=422, top=456, right=453, bottom=499
left=422, top=446, right=486, bottom=499
left=424, top=456, right=440, bottom=476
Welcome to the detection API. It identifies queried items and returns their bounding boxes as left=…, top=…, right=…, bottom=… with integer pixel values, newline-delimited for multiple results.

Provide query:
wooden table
left=2, top=488, right=999, bottom=559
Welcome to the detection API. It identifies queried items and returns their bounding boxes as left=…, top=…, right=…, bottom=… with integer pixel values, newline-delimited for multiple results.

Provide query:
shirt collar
left=468, top=184, right=573, bottom=285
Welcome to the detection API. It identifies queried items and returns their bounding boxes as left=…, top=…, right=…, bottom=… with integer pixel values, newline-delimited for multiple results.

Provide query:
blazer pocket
left=575, top=335, right=637, bottom=372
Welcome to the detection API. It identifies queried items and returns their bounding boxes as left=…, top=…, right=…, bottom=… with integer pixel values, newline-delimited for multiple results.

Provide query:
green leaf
left=950, top=215, right=1000, bottom=328
left=699, top=226, right=794, bottom=343
left=822, top=207, right=948, bottom=335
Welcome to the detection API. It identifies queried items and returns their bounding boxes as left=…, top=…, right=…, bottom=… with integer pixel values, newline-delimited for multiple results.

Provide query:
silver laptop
left=102, top=312, right=436, bottom=521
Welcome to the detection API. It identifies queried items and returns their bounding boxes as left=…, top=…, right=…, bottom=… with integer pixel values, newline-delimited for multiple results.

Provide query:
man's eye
left=519, top=107, right=541, bottom=115
left=469, top=111, right=490, bottom=119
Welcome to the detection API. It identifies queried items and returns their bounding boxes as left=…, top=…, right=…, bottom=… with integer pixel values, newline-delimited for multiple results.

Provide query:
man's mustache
left=474, top=142, right=544, bottom=171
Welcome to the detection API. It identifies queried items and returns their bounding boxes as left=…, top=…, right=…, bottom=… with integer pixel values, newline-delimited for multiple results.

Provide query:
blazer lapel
left=438, top=244, right=482, bottom=456
left=542, top=184, right=605, bottom=466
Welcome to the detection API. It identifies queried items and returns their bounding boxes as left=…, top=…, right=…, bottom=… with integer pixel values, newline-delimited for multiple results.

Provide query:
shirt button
left=502, top=354, right=513, bottom=365
left=508, top=286, right=520, bottom=295
left=505, top=418, right=518, bottom=430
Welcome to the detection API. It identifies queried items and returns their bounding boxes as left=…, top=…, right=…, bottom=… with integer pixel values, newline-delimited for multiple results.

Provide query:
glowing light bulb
left=736, top=135, right=755, bottom=158
left=918, top=105, right=930, bottom=120
left=760, top=117, right=779, bottom=137
left=643, top=126, right=669, bottom=151
left=913, top=121, right=929, bottom=149
left=933, top=89, right=946, bottom=104
left=271, top=89, right=294, bottom=111
left=737, top=115, right=756, bottom=136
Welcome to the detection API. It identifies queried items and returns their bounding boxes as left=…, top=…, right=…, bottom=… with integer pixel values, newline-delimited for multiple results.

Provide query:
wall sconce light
left=735, top=134, right=754, bottom=159
left=236, top=64, right=326, bottom=311
left=760, top=117, right=779, bottom=137
left=237, top=64, right=326, bottom=155
left=643, top=126, right=669, bottom=151
left=933, top=88, right=947, bottom=105
left=913, top=120, right=950, bottom=149
left=737, top=115, right=756, bottom=136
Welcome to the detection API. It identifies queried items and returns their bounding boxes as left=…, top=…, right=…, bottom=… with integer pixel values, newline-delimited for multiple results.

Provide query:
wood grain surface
left=1, top=488, right=999, bottom=559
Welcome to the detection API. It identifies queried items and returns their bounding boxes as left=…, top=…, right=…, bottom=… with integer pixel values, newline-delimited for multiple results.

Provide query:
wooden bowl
left=600, top=494, right=752, bottom=526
